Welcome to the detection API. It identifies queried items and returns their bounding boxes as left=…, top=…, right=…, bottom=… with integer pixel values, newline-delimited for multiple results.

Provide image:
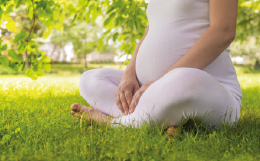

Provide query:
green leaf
left=1, top=44, right=7, bottom=51
left=103, top=29, right=111, bottom=35
left=8, top=49, right=23, bottom=63
left=36, top=61, right=42, bottom=68
left=14, top=29, right=27, bottom=43
left=88, top=41, right=96, bottom=48
left=0, top=57, right=9, bottom=67
left=0, top=8, right=3, bottom=20
left=106, top=6, right=115, bottom=14
left=8, top=62, right=18, bottom=72
left=37, top=68, right=44, bottom=76
left=21, top=62, right=26, bottom=71
left=113, top=32, right=119, bottom=42
left=6, top=4, right=14, bottom=14
left=43, top=64, right=51, bottom=72
left=25, top=69, right=32, bottom=77
left=16, top=0, right=22, bottom=8
left=103, top=12, right=116, bottom=27
left=54, top=21, right=63, bottom=31
left=45, top=7, right=53, bottom=14
left=103, top=17, right=111, bottom=27
left=17, top=42, right=26, bottom=54
left=38, top=0, right=47, bottom=9
left=40, top=56, right=51, bottom=63
left=32, top=62, right=38, bottom=72
left=31, top=73, right=38, bottom=80
left=43, top=28, right=51, bottom=40
left=90, top=7, right=100, bottom=22
left=28, top=5, right=33, bottom=19
left=68, top=4, right=75, bottom=12
left=71, top=14, right=78, bottom=25
left=25, top=69, right=38, bottom=80
left=128, top=19, right=134, bottom=30
left=40, top=51, right=46, bottom=57
left=6, top=19, right=16, bottom=32
left=38, top=11, right=45, bottom=21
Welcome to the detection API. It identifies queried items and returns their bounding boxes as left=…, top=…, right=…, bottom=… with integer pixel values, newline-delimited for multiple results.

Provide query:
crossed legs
left=71, top=67, right=238, bottom=130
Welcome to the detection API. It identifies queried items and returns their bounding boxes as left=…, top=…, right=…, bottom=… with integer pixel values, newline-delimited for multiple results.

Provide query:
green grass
left=0, top=66, right=260, bottom=161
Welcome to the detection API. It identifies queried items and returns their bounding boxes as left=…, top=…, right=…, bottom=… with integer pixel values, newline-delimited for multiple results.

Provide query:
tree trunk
left=24, top=51, right=30, bottom=68
left=82, top=55, right=87, bottom=68
left=255, top=60, right=260, bottom=69
left=62, top=47, right=67, bottom=62
left=85, top=55, right=87, bottom=68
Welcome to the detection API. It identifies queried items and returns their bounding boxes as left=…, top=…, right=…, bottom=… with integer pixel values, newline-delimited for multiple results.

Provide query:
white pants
left=79, top=67, right=241, bottom=128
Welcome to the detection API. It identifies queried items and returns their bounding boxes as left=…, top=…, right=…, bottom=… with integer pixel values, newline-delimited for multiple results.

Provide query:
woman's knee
left=161, top=68, right=217, bottom=94
left=150, top=67, right=222, bottom=113
left=79, top=68, right=123, bottom=98
left=79, top=69, right=104, bottom=98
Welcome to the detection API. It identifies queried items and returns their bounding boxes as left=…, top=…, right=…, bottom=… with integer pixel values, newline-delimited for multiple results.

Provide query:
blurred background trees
left=232, top=0, right=260, bottom=68
left=0, top=0, right=260, bottom=79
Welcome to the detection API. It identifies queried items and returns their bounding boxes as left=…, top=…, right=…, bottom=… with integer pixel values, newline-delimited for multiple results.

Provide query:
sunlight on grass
left=0, top=67, right=259, bottom=160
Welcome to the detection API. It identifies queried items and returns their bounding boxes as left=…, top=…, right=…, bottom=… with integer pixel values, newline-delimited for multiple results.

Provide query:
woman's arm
left=124, top=24, right=149, bottom=78
left=128, top=0, right=239, bottom=113
left=116, top=25, right=150, bottom=115
left=162, top=0, right=238, bottom=75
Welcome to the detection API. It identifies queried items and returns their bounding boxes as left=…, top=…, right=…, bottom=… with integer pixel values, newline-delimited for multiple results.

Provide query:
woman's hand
left=129, top=79, right=157, bottom=114
left=116, top=74, right=140, bottom=116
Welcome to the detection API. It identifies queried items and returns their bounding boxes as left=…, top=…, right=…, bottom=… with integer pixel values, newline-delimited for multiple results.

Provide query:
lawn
left=0, top=65, right=260, bottom=161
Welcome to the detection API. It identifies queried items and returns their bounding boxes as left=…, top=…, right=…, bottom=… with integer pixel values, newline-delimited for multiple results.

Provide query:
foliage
left=0, top=0, right=260, bottom=79
left=51, top=21, right=117, bottom=67
left=0, top=0, right=147, bottom=79
left=231, top=36, right=260, bottom=66
left=236, top=0, right=260, bottom=42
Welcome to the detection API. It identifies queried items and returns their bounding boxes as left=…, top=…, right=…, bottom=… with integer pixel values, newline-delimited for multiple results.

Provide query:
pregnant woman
left=70, top=0, right=242, bottom=134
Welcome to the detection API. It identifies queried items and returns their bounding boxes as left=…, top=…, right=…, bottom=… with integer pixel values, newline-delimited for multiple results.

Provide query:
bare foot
left=71, top=103, right=114, bottom=125
left=165, top=125, right=177, bottom=141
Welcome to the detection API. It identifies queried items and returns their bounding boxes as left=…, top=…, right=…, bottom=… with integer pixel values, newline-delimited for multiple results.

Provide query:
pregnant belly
left=135, top=33, right=190, bottom=86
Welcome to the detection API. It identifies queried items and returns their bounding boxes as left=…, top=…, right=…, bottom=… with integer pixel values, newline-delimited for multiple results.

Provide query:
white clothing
left=79, top=68, right=241, bottom=128
left=136, top=0, right=242, bottom=101
left=78, top=0, right=242, bottom=128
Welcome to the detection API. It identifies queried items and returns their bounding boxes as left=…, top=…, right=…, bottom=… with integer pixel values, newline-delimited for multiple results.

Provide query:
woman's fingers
left=130, top=89, right=143, bottom=113
left=116, top=94, right=124, bottom=114
left=116, top=81, right=141, bottom=115
left=133, top=83, right=140, bottom=96
left=124, top=89, right=133, bottom=109
left=119, top=91, right=129, bottom=116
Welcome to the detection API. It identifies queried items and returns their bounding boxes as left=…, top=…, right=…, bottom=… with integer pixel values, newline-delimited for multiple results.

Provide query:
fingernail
left=125, top=111, right=127, bottom=115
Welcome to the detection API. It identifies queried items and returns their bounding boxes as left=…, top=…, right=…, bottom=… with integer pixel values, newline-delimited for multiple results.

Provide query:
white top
left=135, top=0, right=242, bottom=102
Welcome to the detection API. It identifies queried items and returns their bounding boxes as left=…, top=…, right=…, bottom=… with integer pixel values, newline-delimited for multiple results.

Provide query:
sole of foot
left=165, top=125, right=179, bottom=141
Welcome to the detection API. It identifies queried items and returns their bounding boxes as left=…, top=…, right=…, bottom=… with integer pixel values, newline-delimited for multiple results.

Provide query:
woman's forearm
left=124, top=25, right=149, bottom=77
left=162, top=26, right=235, bottom=77
left=124, top=40, right=143, bottom=77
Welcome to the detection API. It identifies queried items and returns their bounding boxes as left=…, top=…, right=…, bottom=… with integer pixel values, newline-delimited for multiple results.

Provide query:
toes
left=166, top=125, right=176, bottom=140
left=71, top=103, right=80, bottom=112
left=71, top=111, right=76, bottom=115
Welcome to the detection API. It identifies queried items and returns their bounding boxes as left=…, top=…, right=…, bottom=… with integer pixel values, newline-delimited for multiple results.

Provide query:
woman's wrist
left=124, top=58, right=137, bottom=78
left=124, top=69, right=136, bottom=79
